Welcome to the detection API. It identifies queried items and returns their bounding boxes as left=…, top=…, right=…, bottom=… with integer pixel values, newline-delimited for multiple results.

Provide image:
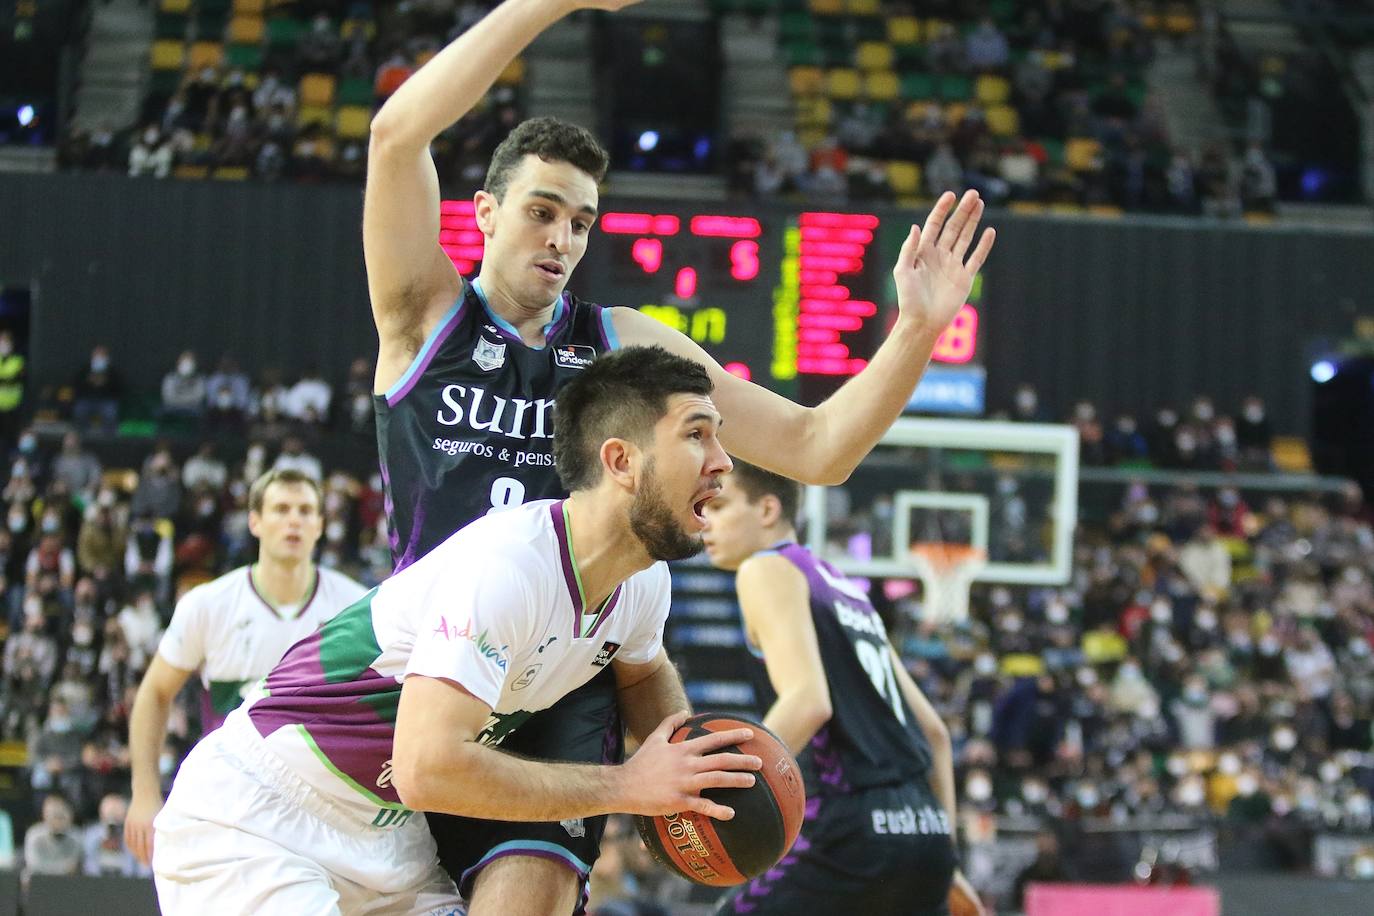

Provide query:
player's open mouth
left=691, top=490, right=718, bottom=525
left=535, top=260, right=565, bottom=281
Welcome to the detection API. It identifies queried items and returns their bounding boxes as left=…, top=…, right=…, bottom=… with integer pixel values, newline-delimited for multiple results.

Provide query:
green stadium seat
left=266, top=16, right=306, bottom=48
left=785, top=42, right=824, bottom=67
left=899, top=72, right=935, bottom=100
left=155, top=13, right=188, bottom=40
left=337, top=77, right=374, bottom=107
left=937, top=74, right=972, bottom=101
left=225, top=43, right=263, bottom=70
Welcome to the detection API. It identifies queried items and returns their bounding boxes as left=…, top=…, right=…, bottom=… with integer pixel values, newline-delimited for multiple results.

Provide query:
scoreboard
left=439, top=200, right=986, bottom=412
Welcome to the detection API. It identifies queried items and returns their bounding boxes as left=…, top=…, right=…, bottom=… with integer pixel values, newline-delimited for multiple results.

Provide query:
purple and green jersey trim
left=550, top=501, right=623, bottom=639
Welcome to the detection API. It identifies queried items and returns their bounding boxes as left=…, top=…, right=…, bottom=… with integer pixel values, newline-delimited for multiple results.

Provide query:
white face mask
left=966, top=775, right=993, bottom=802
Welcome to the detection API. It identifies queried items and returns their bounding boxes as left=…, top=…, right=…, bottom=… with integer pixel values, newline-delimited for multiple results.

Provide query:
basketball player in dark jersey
left=363, top=1, right=995, bottom=911
left=702, top=461, right=987, bottom=916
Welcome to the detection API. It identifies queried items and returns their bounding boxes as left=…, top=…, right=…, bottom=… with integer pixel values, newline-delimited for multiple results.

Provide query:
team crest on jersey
left=554, top=345, right=596, bottom=371
left=511, top=664, right=542, bottom=691
left=473, top=336, right=507, bottom=371
left=591, top=641, right=621, bottom=667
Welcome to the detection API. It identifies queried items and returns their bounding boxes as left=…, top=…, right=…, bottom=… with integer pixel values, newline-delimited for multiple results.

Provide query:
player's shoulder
left=316, top=565, right=369, bottom=598
left=419, top=501, right=557, bottom=577
left=179, top=565, right=252, bottom=605
left=738, top=549, right=806, bottom=583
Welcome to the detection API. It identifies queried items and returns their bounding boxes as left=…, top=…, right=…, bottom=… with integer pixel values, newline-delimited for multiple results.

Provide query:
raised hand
left=892, top=190, right=996, bottom=337
left=621, top=712, right=762, bottom=820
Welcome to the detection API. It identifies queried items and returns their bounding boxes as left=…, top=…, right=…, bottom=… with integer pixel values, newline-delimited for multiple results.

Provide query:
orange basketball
left=949, top=880, right=984, bottom=916
left=634, top=714, right=806, bottom=887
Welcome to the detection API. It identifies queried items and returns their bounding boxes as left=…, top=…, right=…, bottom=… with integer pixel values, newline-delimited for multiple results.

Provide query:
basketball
left=634, top=714, right=806, bottom=887
left=948, top=882, right=983, bottom=916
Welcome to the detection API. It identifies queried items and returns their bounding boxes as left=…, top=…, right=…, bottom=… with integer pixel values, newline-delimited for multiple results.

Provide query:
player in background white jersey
left=151, top=347, right=762, bottom=915
left=124, top=468, right=368, bottom=865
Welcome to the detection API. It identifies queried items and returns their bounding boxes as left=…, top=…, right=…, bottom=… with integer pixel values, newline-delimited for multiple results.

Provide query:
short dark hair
left=248, top=468, right=322, bottom=514
left=485, top=117, right=610, bottom=200
left=553, top=346, right=714, bottom=491
left=728, top=459, right=802, bottom=527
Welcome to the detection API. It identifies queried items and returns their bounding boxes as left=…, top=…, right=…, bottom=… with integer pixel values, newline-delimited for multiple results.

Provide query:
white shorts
left=153, top=716, right=464, bottom=916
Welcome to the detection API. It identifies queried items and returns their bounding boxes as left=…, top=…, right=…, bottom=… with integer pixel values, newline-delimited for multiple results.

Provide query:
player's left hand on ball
left=892, top=189, right=996, bottom=337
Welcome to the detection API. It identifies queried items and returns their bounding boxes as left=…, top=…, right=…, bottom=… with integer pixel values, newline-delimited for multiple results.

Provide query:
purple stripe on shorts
left=732, top=797, right=823, bottom=910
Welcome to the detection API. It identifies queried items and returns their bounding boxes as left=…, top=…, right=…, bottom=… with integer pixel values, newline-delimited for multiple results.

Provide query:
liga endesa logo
left=430, top=615, right=510, bottom=672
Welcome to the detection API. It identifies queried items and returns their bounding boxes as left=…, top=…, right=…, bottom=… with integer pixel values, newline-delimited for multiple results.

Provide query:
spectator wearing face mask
left=51, top=432, right=102, bottom=505
left=160, top=350, right=206, bottom=427
left=23, top=792, right=82, bottom=880
left=128, top=125, right=173, bottom=179
left=82, top=793, right=150, bottom=877
left=71, top=344, right=122, bottom=436
left=131, top=447, right=182, bottom=521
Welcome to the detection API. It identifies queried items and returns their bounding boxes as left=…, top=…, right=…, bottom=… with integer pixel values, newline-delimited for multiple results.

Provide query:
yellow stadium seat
left=864, top=70, right=899, bottom=101
left=1141, top=12, right=1162, bottom=31
left=297, top=105, right=332, bottom=127
left=845, top=0, right=879, bottom=15
left=496, top=57, right=525, bottom=85
left=975, top=74, right=1010, bottom=105
left=795, top=97, right=832, bottom=128
left=826, top=68, right=861, bottom=100
left=1065, top=137, right=1103, bottom=171
left=986, top=103, right=1019, bottom=136
left=299, top=73, right=336, bottom=107
left=336, top=105, right=372, bottom=139
left=174, top=164, right=208, bottom=180
left=1272, top=436, right=1312, bottom=472
left=188, top=41, right=223, bottom=70
left=855, top=41, right=893, bottom=71
left=808, top=0, right=842, bottom=14
left=943, top=102, right=967, bottom=125
left=798, top=127, right=827, bottom=150
left=228, top=15, right=264, bottom=45
left=231, top=0, right=264, bottom=14
left=159, top=0, right=189, bottom=13
left=341, top=19, right=375, bottom=41
left=150, top=40, right=185, bottom=71
left=1009, top=201, right=1047, bottom=214
left=1049, top=203, right=1086, bottom=216
left=1087, top=204, right=1123, bottom=218
left=924, top=18, right=950, bottom=40
left=886, top=160, right=921, bottom=195
left=1165, top=9, right=1197, bottom=34
left=212, top=166, right=250, bottom=180
left=887, top=16, right=919, bottom=44
left=789, top=66, right=825, bottom=96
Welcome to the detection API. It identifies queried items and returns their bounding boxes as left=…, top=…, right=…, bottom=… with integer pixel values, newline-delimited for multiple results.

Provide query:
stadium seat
left=150, top=40, right=186, bottom=71
left=159, top=0, right=190, bottom=13
left=798, top=127, right=826, bottom=149
left=231, top=0, right=264, bottom=13
left=266, top=16, right=305, bottom=48
left=887, top=16, right=919, bottom=45
left=826, top=68, right=861, bottom=101
left=340, top=18, right=376, bottom=41
left=943, top=102, right=968, bottom=125
left=779, top=12, right=812, bottom=43
left=225, top=43, right=262, bottom=70
left=1009, top=200, right=1047, bottom=214
left=855, top=41, right=893, bottom=71
left=808, top=0, right=842, bottom=14
left=173, top=164, right=209, bottom=179
left=337, top=77, right=374, bottom=107
left=789, top=66, right=825, bottom=96
left=795, top=96, right=832, bottom=128
left=785, top=41, right=824, bottom=67
left=227, top=15, right=264, bottom=44
left=985, top=103, right=1019, bottom=136
left=1065, top=137, right=1103, bottom=171
left=212, top=166, right=250, bottom=180
left=1165, top=6, right=1197, bottom=34
left=299, top=73, right=336, bottom=108
left=975, top=74, right=1010, bottom=106
left=188, top=41, right=224, bottom=70
left=335, top=105, right=372, bottom=139
left=1087, top=204, right=1123, bottom=218
left=864, top=71, right=899, bottom=101
left=155, top=13, right=188, bottom=40
left=937, top=74, right=972, bottom=101
left=886, top=160, right=921, bottom=195
left=297, top=105, right=332, bottom=127
left=845, top=0, right=879, bottom=15
left=899, top=72, right=935, bottom=101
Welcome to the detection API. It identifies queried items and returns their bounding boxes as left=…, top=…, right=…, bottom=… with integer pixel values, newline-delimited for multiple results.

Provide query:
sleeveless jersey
left=747, top=542, right=933, bottom=795
left=237, top=499, right=671, bottom=824
left=374, top=278, right=618, bottom=571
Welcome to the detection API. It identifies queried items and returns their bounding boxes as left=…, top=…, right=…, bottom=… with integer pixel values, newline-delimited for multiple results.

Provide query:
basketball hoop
left=910, top=542, right=986, bottom=625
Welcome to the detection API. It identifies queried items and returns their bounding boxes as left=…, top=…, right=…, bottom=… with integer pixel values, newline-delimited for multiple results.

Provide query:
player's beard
left=629, top=460, right=704, bottom=562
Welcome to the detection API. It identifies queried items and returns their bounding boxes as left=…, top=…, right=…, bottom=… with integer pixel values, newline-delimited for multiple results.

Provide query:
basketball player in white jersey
left=150, top=347, right=762, bottom=915
left=125, top=468, right=368, bottom=865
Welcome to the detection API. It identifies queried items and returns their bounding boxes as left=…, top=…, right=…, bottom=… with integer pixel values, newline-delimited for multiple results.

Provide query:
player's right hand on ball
left=622, top=711, right=761, bottom=821
left=125, top=791, right=163, bottom=866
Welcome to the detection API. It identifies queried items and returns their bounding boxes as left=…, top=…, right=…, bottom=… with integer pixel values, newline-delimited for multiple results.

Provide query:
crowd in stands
left=50, top=0, right=1295, bottom=218
left=59, top=0, right=520, bottom=185
left=725, top=0, right=1280, bottom=216
left=1, top=346, right=1371, bottom=905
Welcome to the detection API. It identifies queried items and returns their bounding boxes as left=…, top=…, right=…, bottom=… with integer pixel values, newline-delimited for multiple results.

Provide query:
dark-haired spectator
left=82, top=793, right=149, bottom=877
left=52, top=432, right=102, bottom=505
left=30, top=698, right=85, bottom=803
left=273, top=436, right=323, bottom=482
left=160, top=350, right=206, bottom=425
left=131, top=448, right=182, bottom=521
left=23, top=793, right=82, bottom=879
left=72, top=344, right=122, bottom=436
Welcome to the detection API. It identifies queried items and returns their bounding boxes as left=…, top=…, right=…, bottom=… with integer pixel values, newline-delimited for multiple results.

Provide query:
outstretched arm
left=365, top=0, right=642, bottom=388
left=614, top=190, right=995, bottom=484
